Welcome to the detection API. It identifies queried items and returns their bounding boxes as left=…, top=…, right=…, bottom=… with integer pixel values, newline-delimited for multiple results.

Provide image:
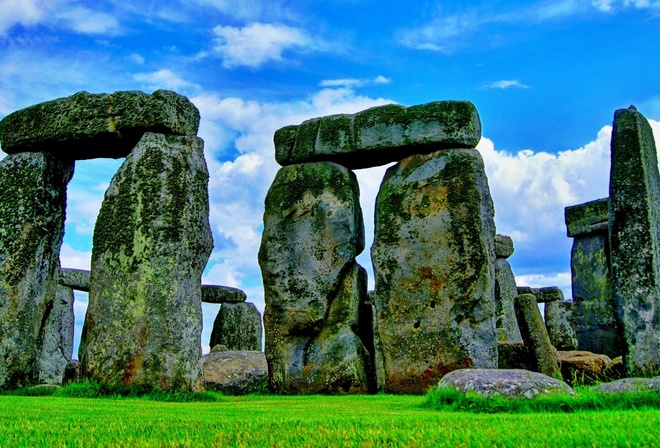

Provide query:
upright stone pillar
left=259, top=162, right=374, bottom=394
left=80, top=132, right=213, bottom=391
left=608, top=107, right=660, bottom=376
left=515, top=294, right=561, bottom=378
left=372, top=148, right=498, bottom=394
left=565, top=198, right=621, bottom=358
left=545, top=300, right=578, bottom=351
left=37, top=285, right=75, bottom=384
left=494, top=235, right=522, bottom=342
left=210, top=302, right=263, bottom=351
left=0, top=153, right=73, bottom=389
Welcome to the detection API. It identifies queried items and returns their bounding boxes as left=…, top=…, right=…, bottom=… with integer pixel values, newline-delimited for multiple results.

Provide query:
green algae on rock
left=210, top=302, right=262, bottom=351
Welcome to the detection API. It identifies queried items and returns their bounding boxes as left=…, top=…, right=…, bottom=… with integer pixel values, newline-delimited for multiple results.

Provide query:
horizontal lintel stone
left=517, top=286, right=565, bottom=303
left=565, top=197, right=609, bottom=238
left=274, top=101, right=481, bottom=169
left=494, top=234, right=514, bottom=259
left=59, top=268, right=91, bottom=291
left=201, top=285, right=247, bottom=304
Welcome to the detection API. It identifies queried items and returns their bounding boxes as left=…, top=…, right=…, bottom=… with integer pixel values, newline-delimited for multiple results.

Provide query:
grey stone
left=79, top=132, right=213, bottom=391
left=202, top=349, right=268, bottom=395
left=565, top=198, right=609, bottom=237
left=494, top=258, right=523, bottom=343
left=437, top=369, right=575, bottom=399
left=201, top=285, right=247, bottom=304
left=592, top=377, right=660, bottom=394
left=258, top=161, right=373, bottom=394
left=514, top=294, right=562, bottom=379
left=0, top=152, right=73, bottom=389
left=608, top=107, right=660, bottom=377
left=494, top=234, right=514, bottom=259
left=209, top=302, right=262, bottom=351
left=37, top=286, right=74, bottom=384
left=371, top=148, right=497, bottom=394
left=275, top=101, right=481, bottom=169
left=545, top=301, right=578, bottom=351
left=516, top=286, right=564, bottom=303
left=0, top=90, right=200, bottom=159
left=496, top=341, right=530, bottom=370
left=59, top=268, right=90, bottom=291
left=558, top=351, right=613, bottom=385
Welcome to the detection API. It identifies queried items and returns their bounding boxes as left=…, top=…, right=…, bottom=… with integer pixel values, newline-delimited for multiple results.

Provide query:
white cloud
left=481, top=80, right=530, bottom=89
left=59, top=243, right=92, bottom=270
left=0, top=0, right=44, bottom=35
left=319, top=75, right=392, bottom=88
left=55, top=7, right=120, bottom=34
left=133, top=69, right=201, bottom=94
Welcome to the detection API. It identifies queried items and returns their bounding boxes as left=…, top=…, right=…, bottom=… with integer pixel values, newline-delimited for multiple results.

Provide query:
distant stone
left=592, top=377, right=660, bottom=394
left=497, top=341, right=530, bottom=370
left=202, top=350, right=268, bottom=395
left=516, top=286, right=564, bottom=303
left=372, top=148, right=497, bottom=394
left=59, top=268, right=90, bottom=291
left=545, top=301, right=578, bottom=351
left=515, top=294, right=561, bottom=378
left=37, top=286, right=74, bottom=384
left=557, top=351, right=612, bottom=385
left=437, top=369, right=575, bottom=399
left=608, top=107, right=660, bottom=377
left=274, top=101, right=481, bottom=169
left=209, top=302, right=262, bottom=351
left=0, top=152, right=73, bottom=389
left=201, top=285, right=247, bottom=304
left=565, top=198, right=609, bottom=238
left=494, top=234, right=514, bottom=259
left=0, top=90, right=200, bottom=159
left=495, top=258, right=523, bottom=342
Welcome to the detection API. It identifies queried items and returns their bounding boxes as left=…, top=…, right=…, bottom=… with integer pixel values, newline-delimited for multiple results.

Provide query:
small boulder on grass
left=202, top=346, right=268, bottom=395
left=592, top=377, right=660, bottom=394
left=437, top=369, right=576, bottom=399
left=558, top=351, right=613, bottom=385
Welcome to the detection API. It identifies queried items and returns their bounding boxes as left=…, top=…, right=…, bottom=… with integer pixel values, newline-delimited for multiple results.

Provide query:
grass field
left=1, top=393, right=660, bottom=447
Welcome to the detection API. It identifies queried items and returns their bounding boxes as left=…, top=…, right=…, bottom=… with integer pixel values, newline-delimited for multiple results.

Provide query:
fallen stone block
left=515, top=293, right=561, bottom=379
left=202, top=347, right=268, bottom=395
left=592, top=376, right=660, bottom=394
left=558, top=350, right=613, bottom=385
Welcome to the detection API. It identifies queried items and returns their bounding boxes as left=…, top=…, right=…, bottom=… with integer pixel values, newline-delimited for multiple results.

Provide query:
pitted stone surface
left=437, top=369, right=575, bottom=398
left=201, top=285, right=247, bottom=304
left=0, top=90, right=200, bottom=159
left=0, top=152, right=73, bottom=389
left=202, top=348, right=268, bottom=395
left=608, top=107, right=660, bottom=377
left=516, top=286, right=564, bottom=303
left=372, top=148, right=497, bottom=394
left=515, top=294, right=561, bottom=378
left=592, top=376, right=660, bottom=394
left=209, top=302, right=262, bottom=351
left=275, top=101, right=481, bottom=169
left=565, top=198, right=609, bottom=237
left=494, top=234, right=514, bottom=259
left=495, top=258, right=523, bottom=343
left=545, top=301, right=578, bottom=351
left=59, top=268, right=90, bottom=291
left=38, top=286, right=74, bottom=384
left=80, top=132, right=212, bottom=392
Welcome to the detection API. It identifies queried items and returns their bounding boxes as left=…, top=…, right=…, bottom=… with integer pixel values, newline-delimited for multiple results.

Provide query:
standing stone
left=494, top=235, right=522, bottom=343
left=372, top=148, right=497, bottom=394
left=80, top=132, right=213, bottom=391
left=545, top=300, right=578, bottom=351
left=515, top=294, right=561, bottom=379
left=0, top=153, right=73, bottom=389
left=608, top=107, right=660, bottom=376
left=259, top=161, right=373, bottom=394
left=38, top=286, right=74, bottom=384
left=210, top=302, right=262, bottom=351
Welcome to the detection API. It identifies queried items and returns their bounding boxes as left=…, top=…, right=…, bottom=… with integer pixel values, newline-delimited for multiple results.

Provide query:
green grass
left=1, top=393, right=660, bottom=447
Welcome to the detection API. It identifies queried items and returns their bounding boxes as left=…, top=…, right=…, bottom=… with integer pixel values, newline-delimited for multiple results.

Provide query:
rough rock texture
left=258, top=162, right=373, bottom=394
left=557, top=351, right=613, bottom=385
left=494, top=234, right=514, bottom=259
left=202, top=347, right=268, bottom=395
left=0, top=152, right=73, bottom=389
left=59, top=268, right=90, bottom=291
left=545, top=301, right=578, bottom=351
left=275, top=101, right=481, bottom=169
left=514, top=294, right=561, bottom=379
left=592, top=376, right=660, bottom=394
left=437, top=369, right=575, bottom=399
left=209, top=302, right=262, bottom=351
left=201, top=285, right=247, bottom=304
left=516, top=286, right=564, bottom=303
left=37, top=286, right=74, bottom=384
left=497, top=341, right=530, bottom=370
left=495, top=258, right=523, bottom=342
left=0, top=90, right=200, bottom=159
left=372, top=148, right=497, bottom=394
left=566, top=197, right=610, bottom=238
left=80, top=132, right=213, bottom=391
left=608, top=107, right=660, bottom=377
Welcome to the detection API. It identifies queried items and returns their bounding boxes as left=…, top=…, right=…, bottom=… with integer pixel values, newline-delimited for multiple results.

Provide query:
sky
left=1, top=0, right=659, bottom=355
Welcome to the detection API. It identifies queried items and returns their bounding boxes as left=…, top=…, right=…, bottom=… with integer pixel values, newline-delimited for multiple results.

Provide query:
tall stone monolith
left=515, top=294, right=561, bottom=379
left=0, top=152, right=73, bottom=389
left=258, top=161, right=374, bottom=394
left=210, top=302, right=263, bottom=351
left=545, top=300, right=578, bottom=351
left=37, top=285, right=74, bottom=384
left=494, top=235, right=522, bottom=343
left=80, top=132, right=213, bottom=391
left=372, top=148, right=498, bottom=394
left=608, top=107, right=660, bottom=376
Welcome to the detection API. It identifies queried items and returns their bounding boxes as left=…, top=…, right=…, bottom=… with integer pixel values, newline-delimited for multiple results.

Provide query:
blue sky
left=1, top=0, right=659, bottom=354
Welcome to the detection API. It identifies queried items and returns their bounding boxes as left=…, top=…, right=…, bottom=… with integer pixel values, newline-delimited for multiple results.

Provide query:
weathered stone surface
left=209, top=302, right=262, bottom=351
left=0, top=90, right=200, bottom=159
left=275, top=101, right=481, bottom=169
left=495, top=258, right=523, bottom=343
left=557, top=351, right=612, bottom=385
left=565, top=198, right=609, bottom=237
left=494, top=234, right=514, bottom=259
left=608, top=107, right=660, bottom=377
left=37, top=286, right=74, bottom=384
left=59, top=268, right=90, bottom=291
left=497, top=341, right=530, bottom=370
left=0, top=152, right=73, bottom=389
left=202, top=347, right=268, bottom=395
left=80, top=132, right=213, bottom=391
left=201, top=285, right=247, bottom=304
left=515, top=294, right=561, bottom=378
left=259, top=162, right=373, bottom=394
left=437, top=369, right=575, bottom=399
left=372, top=148, right=497, bottom=394
left=592, top=376, right=660, bottom=394
left=545, top=301, right=578, bottom=351
left=516, top=286, right=564, bottom=303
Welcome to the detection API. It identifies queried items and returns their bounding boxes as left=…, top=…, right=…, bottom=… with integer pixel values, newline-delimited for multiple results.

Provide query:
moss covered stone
left=371, top=148, right=497, bottom=394
left=274, top=101, right=481, bottom=169
left=209, top=302, right=262, bottom=351
left=37, top=285, right=74, bottom=384
left=514, top=294, right=561, bottom=379
left=495, top=258, right=523, bottom=343
left=545, top=300, right=578, bottom=351
left=0, top=90, right=200, bottom=159
left=80, top=132, right=212, bottom=392
left=565, top=198, right=609, bottom=237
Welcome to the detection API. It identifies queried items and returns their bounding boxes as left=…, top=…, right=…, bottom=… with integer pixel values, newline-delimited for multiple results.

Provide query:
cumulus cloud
left=481, top=80, right=530, bottom=89
left=133, top=69, right=201, bottom=94
left=55, top=7, right=120, bottom=34
left=0, top=0, right=44, bottom=35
